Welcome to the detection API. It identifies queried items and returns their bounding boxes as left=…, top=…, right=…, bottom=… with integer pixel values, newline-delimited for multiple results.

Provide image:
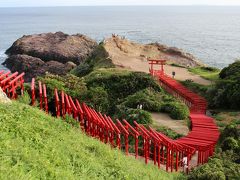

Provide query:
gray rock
left=3, top=54, right=75, bottom=82
left=5, top=32, right=98, bottom=64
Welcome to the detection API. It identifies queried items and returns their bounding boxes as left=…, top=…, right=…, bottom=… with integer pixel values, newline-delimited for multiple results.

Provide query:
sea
left=1, top=6, right=240, bottom=70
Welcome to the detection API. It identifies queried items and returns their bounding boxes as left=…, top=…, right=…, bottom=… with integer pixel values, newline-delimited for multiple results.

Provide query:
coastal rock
left=5, top=32, right=98, bottom=64
left=3, top=54, right=75, bottom=82
left=104, top=36, right=203, bottom=67
left=0, top=88, right=11, bottom=104
left=152, top=43, right=203, bottom=67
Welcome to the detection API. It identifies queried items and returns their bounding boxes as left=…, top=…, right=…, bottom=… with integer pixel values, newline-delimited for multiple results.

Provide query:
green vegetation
left=208, top=61, right=240, bottom=109
left=188, top=122, right=240, bottom=180
left=211, top=110, right=240, bottom=129
left=37, top=73, right=87, bottom=100
left=84, top=68, right=161, bottom=100
left=183, top=62, right=240, bottom=179
left=219, top=60, right=240, bottom=79
left=71, top=43, right=115, bottom=77
left=180, top=79, right=210, bottom=99
left=0, top=101, right=183, bottom=179
left=17, top=91, right=31, bottom=105
left=161, top=102, right=189, bottom=120
left=40, top=68, right=189, bottom=123
left=115, top=106, right=153, bottom=125
left=188, top=66, right=220, bottom=81
left=188, top=156, right=236, bottom=180
left=155, top=126, right=183, bottom=139
left=119, top=88, right=189, bottom=120
left=182, top=62, right=240, bottom=110
left=170, top=63, right=186, bottom=68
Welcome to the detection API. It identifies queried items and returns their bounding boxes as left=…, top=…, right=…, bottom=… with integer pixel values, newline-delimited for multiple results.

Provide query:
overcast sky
left=1, top=0, right=240, bottom=7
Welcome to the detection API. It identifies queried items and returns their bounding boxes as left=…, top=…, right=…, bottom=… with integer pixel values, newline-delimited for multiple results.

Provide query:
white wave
left=0, top=51, right=7, bottom=58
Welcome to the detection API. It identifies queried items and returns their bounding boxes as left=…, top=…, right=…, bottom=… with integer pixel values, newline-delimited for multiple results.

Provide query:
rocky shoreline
left=3, top=32, right=97, bottom=81
left=2, top=32, right=203, bottom=81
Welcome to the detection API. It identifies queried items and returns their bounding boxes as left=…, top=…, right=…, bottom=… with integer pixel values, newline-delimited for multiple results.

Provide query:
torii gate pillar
left=148, top=59, right=167, bottom=75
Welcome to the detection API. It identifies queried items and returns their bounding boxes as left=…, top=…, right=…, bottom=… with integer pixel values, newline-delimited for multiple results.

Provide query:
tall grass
left=0, top=102, right=184, bottom=179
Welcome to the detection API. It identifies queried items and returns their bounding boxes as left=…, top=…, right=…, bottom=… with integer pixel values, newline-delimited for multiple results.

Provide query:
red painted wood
left=38, top=81, right=43, bottom=110
left=31, top=78, right=35, bottom=105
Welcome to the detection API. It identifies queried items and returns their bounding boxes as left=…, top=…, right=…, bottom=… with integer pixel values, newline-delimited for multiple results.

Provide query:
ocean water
left=0, top=6, right=240, bottom=70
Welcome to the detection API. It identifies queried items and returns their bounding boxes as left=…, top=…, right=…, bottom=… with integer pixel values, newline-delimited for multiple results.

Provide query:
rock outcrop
left=3, top=32, right=98, bottom=81
left=104, top=36, right=203, bottom=67
left=5, top=32, right=98, bottom=64
left=0, top=88, right=11, bottom=104
left=3, top=55, right=76, bottom=82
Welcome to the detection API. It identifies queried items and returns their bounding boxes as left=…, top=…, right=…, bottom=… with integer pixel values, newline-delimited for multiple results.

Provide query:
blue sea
left=1, top=6, right=240, bottom=70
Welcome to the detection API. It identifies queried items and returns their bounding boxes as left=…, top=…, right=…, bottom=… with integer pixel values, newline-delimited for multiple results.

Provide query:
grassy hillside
left=0, top=101, right=183, bottom=180
left=188, top=66, right=220, bottom=81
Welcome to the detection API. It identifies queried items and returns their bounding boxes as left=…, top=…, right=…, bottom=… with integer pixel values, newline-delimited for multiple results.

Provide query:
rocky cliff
left=3, top=32, right=98, bottom=81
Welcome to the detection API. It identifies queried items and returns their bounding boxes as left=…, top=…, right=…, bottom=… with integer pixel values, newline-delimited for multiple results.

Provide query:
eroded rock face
left=104, top=36, right=203, bottom=68
left=6, top=32, right=98, bottom=64
left=0, top=88, right=11, bottom=104
left=3, top=32, right=97, bottom=81
left=3, top=55, right=76, bottom=82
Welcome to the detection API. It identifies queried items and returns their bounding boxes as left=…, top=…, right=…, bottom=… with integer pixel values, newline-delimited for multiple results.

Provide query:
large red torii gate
left=148, top=59, right=166, bottom=76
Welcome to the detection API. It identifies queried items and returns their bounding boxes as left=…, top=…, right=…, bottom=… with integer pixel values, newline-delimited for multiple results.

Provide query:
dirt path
left=104, top=37, right=211, bottom=85
left=151, top=112, right=189, bottom=136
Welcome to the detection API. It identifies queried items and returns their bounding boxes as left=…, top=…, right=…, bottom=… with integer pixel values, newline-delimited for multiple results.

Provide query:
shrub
left=156, top=126, right=183, bottom=139
left=208, top=78, right=240, bottom=109
left=188, top=152, right=240, bottom=180
left=37, top=73, right=87, bottom=100
left=82, top=87, right=110, bottom=113
left=221, top=137, right=239, bottom=151
left=219, top=60, right=240, bottom=79
left=121, top=88, right=163, bottom=112
left=120, top=88, right=189, bottom=120
left=85, top=69, right=162, bottom=100
left=161, top=102, right=189, bottom=120
left=220, top=124, right=240, bottom=141
left=72, top=44, right=115, bottom=77
left=188, top=158, right=225, bottom=180
left=209, top=61, right=240, bottom=109
left=115, top=105, right=153, bottom=126
left=85, top=69, right=162, bottom=114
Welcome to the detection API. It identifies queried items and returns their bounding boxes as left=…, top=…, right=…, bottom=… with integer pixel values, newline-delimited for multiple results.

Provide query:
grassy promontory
left=0, top=101, right=183, bottom=179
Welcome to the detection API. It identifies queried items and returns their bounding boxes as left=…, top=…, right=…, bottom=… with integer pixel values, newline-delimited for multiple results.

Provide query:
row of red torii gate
left=0, top=59, right=219, bottom=173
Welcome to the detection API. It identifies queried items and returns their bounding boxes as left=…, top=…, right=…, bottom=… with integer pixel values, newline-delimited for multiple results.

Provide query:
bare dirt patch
left=104, top=36, right=211, bottom=85
left=151, top=112, right=189, bottom=136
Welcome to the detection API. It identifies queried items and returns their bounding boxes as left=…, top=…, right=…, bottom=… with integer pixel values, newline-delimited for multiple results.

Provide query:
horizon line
left=1, top=5, right=240, bottom=8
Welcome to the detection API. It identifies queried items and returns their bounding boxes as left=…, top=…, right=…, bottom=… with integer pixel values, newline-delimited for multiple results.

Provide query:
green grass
left=188, top=67, right=220, bottom=81
left=170, top=63, right=186, bottom=68
left=154, top=125, right=184, bottom=140
left=0, top=101, right=183, bottom=179
left=215, top=115, right=225, bottom=121
left=180, top=80, right=210, bottom=99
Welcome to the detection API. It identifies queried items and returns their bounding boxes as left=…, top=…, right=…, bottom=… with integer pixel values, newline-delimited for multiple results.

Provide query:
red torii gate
left=3, top=70, right=218, bottom=173
left=148, top=59, right=167, bottom=76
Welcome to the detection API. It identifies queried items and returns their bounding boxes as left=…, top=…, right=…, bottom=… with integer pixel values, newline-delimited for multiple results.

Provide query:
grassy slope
left=0, top=102, right=183, bottom=180
left=188, top=67, right=220, bottom=81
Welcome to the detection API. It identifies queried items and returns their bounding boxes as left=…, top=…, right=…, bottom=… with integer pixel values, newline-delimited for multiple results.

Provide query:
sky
left=0, top=0, right=240, bottom=7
